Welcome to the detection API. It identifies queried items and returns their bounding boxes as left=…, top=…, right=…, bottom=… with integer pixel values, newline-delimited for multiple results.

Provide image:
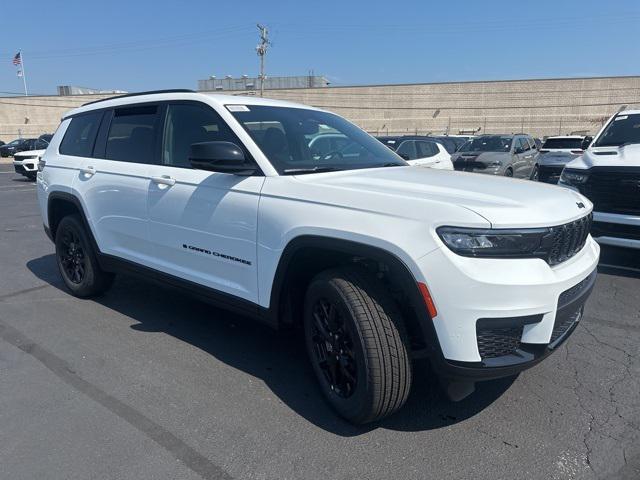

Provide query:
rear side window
left=417, top=141, right=438, bottom=158
left=106, top=105, right=159, bottom=164
left=396, top=141, right=417, bottom=160
left=59, top=111, right=103, bottom=157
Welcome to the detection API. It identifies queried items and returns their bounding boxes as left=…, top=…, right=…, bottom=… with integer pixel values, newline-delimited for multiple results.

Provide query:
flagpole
left=19, top=50, right=28, bottom=96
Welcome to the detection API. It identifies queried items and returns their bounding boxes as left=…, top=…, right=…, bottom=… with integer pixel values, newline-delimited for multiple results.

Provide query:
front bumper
left=414, top=236, right=600, bottom=380
left=13, top=158, right=37, bottom=175
left=591, top=211, right=640, bottom=250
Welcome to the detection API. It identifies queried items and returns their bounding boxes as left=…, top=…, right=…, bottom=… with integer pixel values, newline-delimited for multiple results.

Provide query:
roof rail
left=82, top=89, right=195, bottom=106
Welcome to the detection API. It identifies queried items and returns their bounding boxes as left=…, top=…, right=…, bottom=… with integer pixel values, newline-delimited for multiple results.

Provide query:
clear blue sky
left=1, top=0, right=638, bottom=95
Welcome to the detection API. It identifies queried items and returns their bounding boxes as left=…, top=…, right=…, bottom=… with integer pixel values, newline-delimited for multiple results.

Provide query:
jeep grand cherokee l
left=37, top=90, right=599, bottom=423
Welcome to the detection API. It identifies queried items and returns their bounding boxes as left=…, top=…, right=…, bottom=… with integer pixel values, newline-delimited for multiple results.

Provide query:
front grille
left=579, top=168, right=640, bottom=215
left=592, top=221, right=640, bottom=241
left=538, top=165, right=563, bottom=184
left=476, top=326, right=523, bottom=358
left=547, top=213, right=592, bottom=266
left=550, top=307, right=582, bottom=345
left=454, top=156, right=486, bottom=171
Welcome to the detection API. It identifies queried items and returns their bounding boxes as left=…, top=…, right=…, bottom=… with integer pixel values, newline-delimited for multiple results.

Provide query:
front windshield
left=7, top=139, right=21, bottom=146
left=594, top=113, right=640, bottom=147
left=458, top=136, right=513, bottom=153
left=229, top=105, right=407, bottom=174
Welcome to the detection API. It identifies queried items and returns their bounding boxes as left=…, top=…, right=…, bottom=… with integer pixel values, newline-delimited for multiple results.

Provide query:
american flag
left=12, top=52, right=21, bottom=66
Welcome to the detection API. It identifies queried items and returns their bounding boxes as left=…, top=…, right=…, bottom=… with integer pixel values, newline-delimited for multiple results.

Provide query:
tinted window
left=541, top=138, right=583, bottom=149
left=396, top=141, right=417, bottom=160
left=163, top=103, right=242, bottom=168
left=106, top=105, right=158, bottom=164
left=417, top=141, right=438, bottom=158
left=459, top=136, right=513, bottom=153
left=60, top=112, right=103, bottom=157
left=594, top=113, right=640, bottom=147
left=230, top=105, right=406, bottom=174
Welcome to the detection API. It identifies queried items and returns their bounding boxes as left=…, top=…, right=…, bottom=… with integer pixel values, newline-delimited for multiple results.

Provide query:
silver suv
left=452, top=134, right=539, bottom=178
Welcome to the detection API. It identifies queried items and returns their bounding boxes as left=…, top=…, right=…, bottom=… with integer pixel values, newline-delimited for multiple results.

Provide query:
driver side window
left=163, top=103, right=243, bottom=168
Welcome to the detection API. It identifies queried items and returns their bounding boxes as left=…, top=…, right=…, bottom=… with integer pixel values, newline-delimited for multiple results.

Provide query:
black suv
left=0, top=138, right=48, bottom=157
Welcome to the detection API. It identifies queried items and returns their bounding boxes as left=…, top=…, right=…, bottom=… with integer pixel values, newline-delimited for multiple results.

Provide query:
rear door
left=512, top=137, right=527, bottom=177
left=75, top=104, right=160, bottom=263
left=145, top=101, right=264, bottom=304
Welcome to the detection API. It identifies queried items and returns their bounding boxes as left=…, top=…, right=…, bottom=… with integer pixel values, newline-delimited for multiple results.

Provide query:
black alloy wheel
left=59, top=226, right=86, bottom=284
left=309, top=297, right=358, bottom=398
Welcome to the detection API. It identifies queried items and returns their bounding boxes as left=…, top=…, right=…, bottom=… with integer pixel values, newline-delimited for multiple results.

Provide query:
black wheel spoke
left=309, top=297, right=357, bottom=399
left=59, top=225, right=87, bottom=285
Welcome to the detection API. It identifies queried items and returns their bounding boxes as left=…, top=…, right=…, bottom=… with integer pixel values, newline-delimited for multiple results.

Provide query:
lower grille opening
left=550, top=307, right=582, bottom=345
left=477, top=326, right=523, bottom=358
left=476, top=315, right=542, bottom=360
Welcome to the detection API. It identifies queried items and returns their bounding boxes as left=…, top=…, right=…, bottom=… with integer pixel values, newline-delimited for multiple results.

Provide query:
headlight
left=437, top=226, right=551, bottom=258
left=560, top=169, right=589, bottom=185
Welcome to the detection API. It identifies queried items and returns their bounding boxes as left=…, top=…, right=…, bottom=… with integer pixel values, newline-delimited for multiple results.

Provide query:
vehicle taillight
left=37, top=157, right=46, bottom=172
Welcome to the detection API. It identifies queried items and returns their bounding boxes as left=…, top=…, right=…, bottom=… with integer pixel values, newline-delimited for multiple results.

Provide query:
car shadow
left=27, top=254, right=515, bottom=436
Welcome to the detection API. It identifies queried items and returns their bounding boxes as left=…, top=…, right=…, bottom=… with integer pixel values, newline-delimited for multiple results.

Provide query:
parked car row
left=2, top=134, right=52, bottom=180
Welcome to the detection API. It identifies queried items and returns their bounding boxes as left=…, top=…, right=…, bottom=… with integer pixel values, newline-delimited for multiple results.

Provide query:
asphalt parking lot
left=1, top=162, right=639, bottom=480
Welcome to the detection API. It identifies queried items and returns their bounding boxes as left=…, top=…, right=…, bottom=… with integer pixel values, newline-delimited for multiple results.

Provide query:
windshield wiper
left=282, top=166, right=342, bottom=175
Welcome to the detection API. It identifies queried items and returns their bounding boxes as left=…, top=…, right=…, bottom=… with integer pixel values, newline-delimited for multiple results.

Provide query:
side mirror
left=581, top=136, right=593, bottom=150
left=189, top=141, right=256, bottom=175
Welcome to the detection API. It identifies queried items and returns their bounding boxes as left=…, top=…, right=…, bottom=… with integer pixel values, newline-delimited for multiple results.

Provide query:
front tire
left=304, top=267, right=412, bottom=424
left=504, top=167, right=514, bottom=177
left=55, top=214, right=114, bottom=297
left=529, top=165, right=539, bottom=181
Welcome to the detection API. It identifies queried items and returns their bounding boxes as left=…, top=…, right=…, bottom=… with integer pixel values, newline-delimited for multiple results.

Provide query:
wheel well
left=48, top=197, right=81, bottom=240
left=271, top=239, right=429, bottom=354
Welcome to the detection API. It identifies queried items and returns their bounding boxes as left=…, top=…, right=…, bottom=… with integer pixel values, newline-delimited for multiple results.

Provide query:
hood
left=452, top=151, right=509, bottom=162
left=290, top=166, right=591, bottom=228
left=14, top=149, right=45, bottom=158
left=566, top=143, right=640, bottom=169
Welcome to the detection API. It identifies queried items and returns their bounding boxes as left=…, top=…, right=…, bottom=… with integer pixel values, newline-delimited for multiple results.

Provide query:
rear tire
left=529, top=165, right=539, bottom=181
left=303, top=267, right=412, bottom=424
left=55, top=214, right=114, bottom=298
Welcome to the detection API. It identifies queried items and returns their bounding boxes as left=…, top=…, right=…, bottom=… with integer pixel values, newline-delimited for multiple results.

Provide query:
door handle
left=80, top=166, right=96, bottom=176
left=151, top=175, right=176, bottom=186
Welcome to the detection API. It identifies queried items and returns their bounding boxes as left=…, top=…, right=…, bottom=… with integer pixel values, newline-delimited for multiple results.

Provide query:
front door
left=146, top=101, right=264, bottom=304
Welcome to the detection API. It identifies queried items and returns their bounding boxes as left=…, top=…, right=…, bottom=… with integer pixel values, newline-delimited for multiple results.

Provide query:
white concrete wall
left=1, top=76, right=639, bottom=143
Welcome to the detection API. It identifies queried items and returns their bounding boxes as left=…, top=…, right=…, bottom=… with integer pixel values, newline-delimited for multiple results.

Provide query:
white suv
left=37, top=90, right=599, bottom=423
left=560, top=109, right=640, bottom=250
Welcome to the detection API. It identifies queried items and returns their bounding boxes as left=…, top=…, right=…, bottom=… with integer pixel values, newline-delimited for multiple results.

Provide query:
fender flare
left=265, top=235, right=440, bottom=357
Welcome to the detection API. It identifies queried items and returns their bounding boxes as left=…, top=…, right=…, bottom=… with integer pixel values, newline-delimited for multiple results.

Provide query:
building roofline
left=323, top=75, right=640, bottom=90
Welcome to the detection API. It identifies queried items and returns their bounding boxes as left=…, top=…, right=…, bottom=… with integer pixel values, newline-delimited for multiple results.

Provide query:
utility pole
left=256, top=24, right=270, bottom=97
